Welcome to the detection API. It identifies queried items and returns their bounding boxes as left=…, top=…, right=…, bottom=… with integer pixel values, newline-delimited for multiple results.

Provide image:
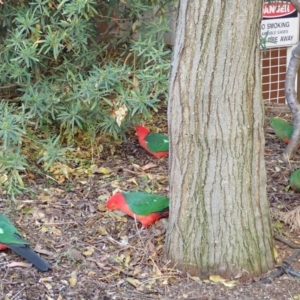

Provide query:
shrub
left=0, top=0, right=176, bottom=197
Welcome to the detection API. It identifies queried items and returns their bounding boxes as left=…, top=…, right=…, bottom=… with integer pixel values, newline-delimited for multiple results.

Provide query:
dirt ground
left=1, top=103, right=300, bottom=300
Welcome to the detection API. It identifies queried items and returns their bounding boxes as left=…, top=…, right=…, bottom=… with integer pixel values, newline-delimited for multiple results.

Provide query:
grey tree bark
left=165, top=0, right=274, bottom=280
left=283, top=0, right=300, bottom=161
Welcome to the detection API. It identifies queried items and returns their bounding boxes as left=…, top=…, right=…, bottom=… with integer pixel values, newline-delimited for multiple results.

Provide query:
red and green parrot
left=135, top=125, right=169, bottom=158
left=106, top=192, right=169, bottom=227
left=290, top=169, right=300, bottom=192
left=269, top=118, right=293, bottom=144
left=0, top=214, right=51, bottom=271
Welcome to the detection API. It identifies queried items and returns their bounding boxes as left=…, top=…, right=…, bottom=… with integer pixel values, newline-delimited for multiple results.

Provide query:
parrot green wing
left=145, top=133, right=169, bottom=152
left=0, top=214, right=30, bottom=245
left=290, top=169, right=300, bottom=191
left=269, top=118, right=293, bottom=141
left=123, top=192, right=169, bottom=216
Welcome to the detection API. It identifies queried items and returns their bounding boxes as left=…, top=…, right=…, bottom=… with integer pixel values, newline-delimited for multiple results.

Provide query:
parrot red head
left=106, top=193, right=125, bottom=211
left=135, top=125, right=149, bottom=139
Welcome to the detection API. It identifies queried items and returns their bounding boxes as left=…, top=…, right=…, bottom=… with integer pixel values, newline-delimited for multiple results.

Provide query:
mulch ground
left=1, top=102, right=300, bottom=300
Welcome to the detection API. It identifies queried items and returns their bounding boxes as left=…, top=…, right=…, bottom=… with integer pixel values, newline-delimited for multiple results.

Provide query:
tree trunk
left=165, top=0, right=274, bottom=280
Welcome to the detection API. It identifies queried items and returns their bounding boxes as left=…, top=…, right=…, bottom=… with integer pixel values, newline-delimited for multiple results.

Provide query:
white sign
left=261, top=2, right=299, bottom=48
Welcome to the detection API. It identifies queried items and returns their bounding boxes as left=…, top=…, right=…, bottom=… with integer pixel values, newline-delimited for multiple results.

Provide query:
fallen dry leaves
left=2, top=104, right=300, bottom=298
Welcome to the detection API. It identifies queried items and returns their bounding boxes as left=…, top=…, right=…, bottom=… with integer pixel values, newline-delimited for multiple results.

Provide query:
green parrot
left=290, top=169, right=300, bottom=192
left=135, top=126, right=169, bottom=158
left=107, top=192, right=169, bottom=227
left=269, top=118, right=293, bottom=144
left=0, top=214, right=51, bottom=271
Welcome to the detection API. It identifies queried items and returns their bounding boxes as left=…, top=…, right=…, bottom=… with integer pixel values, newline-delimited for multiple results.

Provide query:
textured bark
left=165, top=0, right=274, bottom=280
left=283, top=0, right=300, bottom=161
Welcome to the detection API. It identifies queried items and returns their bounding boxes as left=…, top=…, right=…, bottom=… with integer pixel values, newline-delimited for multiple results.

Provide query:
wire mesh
left=261, top=47, right=287, bottom=103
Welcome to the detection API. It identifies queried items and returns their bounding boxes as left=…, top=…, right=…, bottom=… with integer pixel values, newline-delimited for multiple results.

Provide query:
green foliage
left=0, top=0, right=175, bottom=197
left=0, top=149, right=28, bottom=199
left=260, top=31, right=278, bottom=54
left=0, top=102, right=26, bottom=149
left=37, top=135, right=73, bottom=170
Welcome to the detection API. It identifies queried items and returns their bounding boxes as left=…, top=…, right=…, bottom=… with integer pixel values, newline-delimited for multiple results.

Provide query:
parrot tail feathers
left=8, top=244, right=52, bottom=272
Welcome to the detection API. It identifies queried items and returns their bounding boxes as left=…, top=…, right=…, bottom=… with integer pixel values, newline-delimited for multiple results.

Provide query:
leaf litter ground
left=1, top=103, right=300, bottom=299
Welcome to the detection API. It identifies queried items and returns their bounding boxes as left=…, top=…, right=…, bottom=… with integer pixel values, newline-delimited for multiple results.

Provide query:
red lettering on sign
left=263, top=2, right=296, bottom=18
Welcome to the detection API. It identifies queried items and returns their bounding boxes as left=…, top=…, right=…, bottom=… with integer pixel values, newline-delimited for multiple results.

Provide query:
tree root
left=258, top=235, right=300, bottom=284
left=274, top=234, right=300, bottom=249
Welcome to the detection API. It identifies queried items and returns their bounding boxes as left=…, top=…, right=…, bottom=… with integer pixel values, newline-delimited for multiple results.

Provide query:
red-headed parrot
left=135, top=125, right=169, bottom=158
left=269, top=118, right=293, bottom=144
left=290, top=169, right=300, bottom=191
left=106, top=192, right=169, bottom=227
left=0, top=214, right=51, bottom=271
